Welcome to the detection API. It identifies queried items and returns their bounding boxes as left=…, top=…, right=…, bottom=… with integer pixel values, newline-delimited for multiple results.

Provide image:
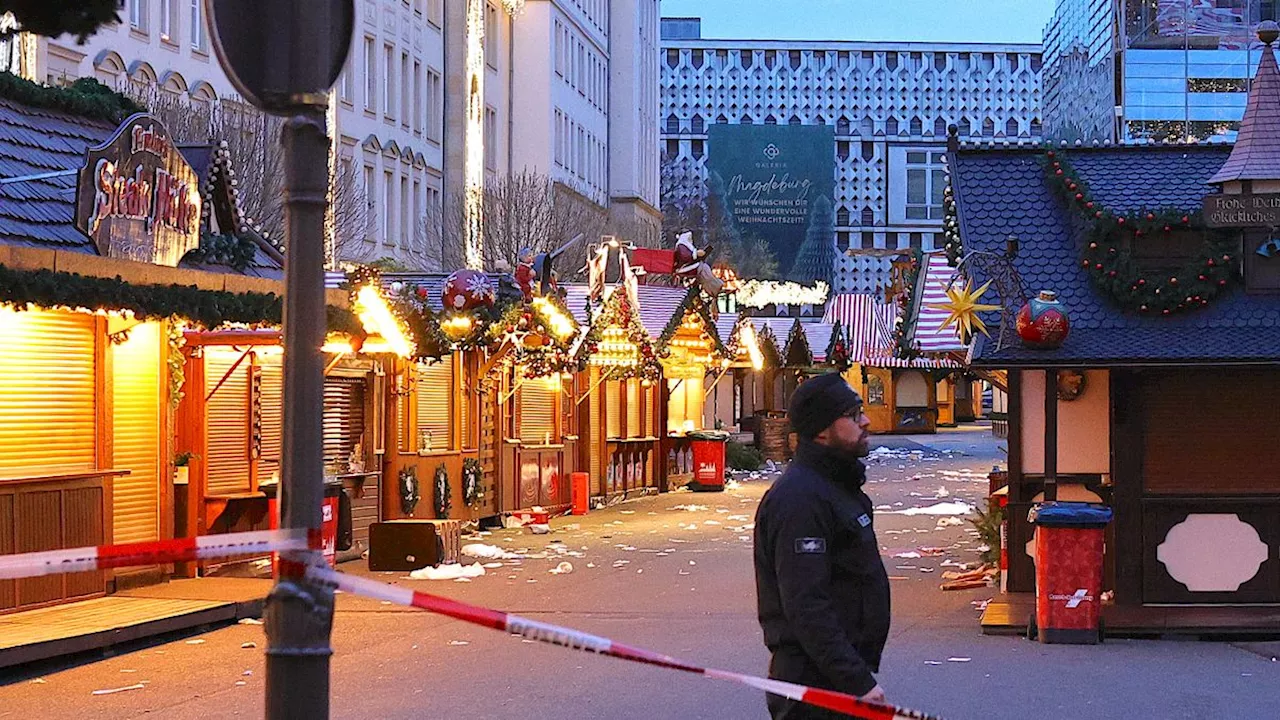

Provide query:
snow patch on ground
left=409, top=563, right=486, bottom=580
left=884, top=501, right=975, bottom=517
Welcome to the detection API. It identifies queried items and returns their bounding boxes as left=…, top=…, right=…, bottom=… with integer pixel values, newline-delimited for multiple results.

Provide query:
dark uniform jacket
left=753, top=439, right=891, bottom=719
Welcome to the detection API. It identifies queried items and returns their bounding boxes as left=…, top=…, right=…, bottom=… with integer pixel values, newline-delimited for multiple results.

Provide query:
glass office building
left=1044, top=0, right=1278, bottom=142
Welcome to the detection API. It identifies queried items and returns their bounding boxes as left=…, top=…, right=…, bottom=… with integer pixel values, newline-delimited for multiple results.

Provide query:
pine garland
left=942, top=184, right=962, bottom=267
left=783, top=319, right=813, bottom=367
left=182, top=231, right=260, bottom=272
left=656, top=285, right=728, bottom=359
left=485, top=294, right=579, bottom=378
left=576, top=290, right=663, bottom=383
left=1042, top=149, right=1237, bottom=316
left=0, top=72, right=144, bottom=124
left=891, top=249, right=924, bottom=359
left=0, top=263, right=364, bottom=336
left=462, top=458, right=483, bottom=508
left=433, top=464, right=452, bottom=519
left=825, top=320, right=852, bottom=371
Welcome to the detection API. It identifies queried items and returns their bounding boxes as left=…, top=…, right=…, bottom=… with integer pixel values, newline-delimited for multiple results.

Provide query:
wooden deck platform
left=982, top=593, right=1280, bottom=638
left=0, top=578, right=270, bottom=669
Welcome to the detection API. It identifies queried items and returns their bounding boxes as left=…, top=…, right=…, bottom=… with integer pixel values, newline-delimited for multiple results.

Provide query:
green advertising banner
left=705, top=124, right=835, bottom=281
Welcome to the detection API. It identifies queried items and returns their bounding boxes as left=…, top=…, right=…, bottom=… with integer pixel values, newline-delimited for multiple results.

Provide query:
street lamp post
left=204, top=2, right=354, bottom=717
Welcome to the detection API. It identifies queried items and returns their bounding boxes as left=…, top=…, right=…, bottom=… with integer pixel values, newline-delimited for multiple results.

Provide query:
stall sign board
left=1202, top=193, right=1280, bottom=229
left=74, top=113, right=202, bottom=267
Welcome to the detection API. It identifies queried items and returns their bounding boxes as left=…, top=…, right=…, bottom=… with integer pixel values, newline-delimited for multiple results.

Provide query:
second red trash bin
left=1027, top=501, right=1113, bottom=644
left=687, top=430, right=730, bottom=492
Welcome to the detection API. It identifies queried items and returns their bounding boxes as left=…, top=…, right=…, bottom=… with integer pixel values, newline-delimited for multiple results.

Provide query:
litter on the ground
left=462, top=543, right=524, bottom=560
left=92, top=684, right=145, bottom=696
left=238, top=618, right=264, bottom=626
left=885, top=501, right=975, bottom=516
left=409, top=563, right=486, bottom=580
left=549, top=561, right=574, bottom=574
left=671, top=504, right=709, bottom=512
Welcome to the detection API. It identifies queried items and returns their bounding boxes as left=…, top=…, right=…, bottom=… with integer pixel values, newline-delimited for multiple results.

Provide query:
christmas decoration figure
left=442, top=269, right=496, bottom=312
left=515, top=247, right=536, bottom=302
left=674, top=230, right=723, bottom=297
left=1016, top=290, right=1071, bottom=349
left=928, top=279, right=1002, bottom=345
left=398, top=466, right=420, bottom=516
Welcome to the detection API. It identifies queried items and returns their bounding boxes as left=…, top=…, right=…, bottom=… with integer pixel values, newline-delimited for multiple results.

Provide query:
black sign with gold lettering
left=1202, top=193, right=1280, bottom=229
left=74, top=113, right=202, bottom=267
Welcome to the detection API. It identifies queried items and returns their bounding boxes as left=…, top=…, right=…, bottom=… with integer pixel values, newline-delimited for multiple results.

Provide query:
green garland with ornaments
left=0, top=72, right=143, bottom=124
left=485, top=294, right=579, bottom=378
left=656, top=285, right=728, bottom=358
left=825, top=320, right=852, bottom=372
left=890, top=249, right=924, bottom=359
left=1041, top=150, right=1238, bottom=316
left=0, top=263, right=364, bottom=337
left=783, top=319, right=812, bottom=367
left=576, top=290, right=663, bottom=384
left=346, top=266, right=450, bottom=361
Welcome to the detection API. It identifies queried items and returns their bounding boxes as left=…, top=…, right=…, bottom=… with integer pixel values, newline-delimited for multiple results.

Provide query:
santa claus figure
left=673, top=230, right=723, bottom=298
left=515, top=247, right=536, bottom=302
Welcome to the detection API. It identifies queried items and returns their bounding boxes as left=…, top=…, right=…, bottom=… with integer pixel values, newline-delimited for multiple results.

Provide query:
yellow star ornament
left=927, top=279, right=1001, bottom=345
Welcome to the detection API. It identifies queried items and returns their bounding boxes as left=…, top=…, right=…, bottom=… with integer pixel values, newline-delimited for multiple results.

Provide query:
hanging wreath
left=398, top=466, right=420, bottom=517
left=462, top=458, right=484, bottom=508
left=433, top=464, right=452, bottom=519
left=1041, top=150, right=1238, bottom=316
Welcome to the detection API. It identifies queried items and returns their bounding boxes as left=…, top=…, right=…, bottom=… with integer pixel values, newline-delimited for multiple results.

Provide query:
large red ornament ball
left=1016, top=290, right=1070, bottom=350
left=441, top=269, right=495, bottom=312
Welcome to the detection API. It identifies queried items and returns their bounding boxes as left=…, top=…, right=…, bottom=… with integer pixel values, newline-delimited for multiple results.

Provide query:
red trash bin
left=570, top=472, right=590, bottom=516
left=1028, top=501, right=1113, bottom=644
left=688, top=430, right=730, bottom=492
left=265, top=482, right=341, bottom=569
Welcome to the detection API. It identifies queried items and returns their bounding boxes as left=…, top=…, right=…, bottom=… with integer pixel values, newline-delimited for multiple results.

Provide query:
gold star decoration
left=927, top=279, right=1001, bottom=345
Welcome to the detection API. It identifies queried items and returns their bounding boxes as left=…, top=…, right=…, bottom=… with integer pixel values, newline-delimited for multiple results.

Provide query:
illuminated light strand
left=737, top=280, right=830, bottom=309
left=353, top=284, right=415, bottom=358
left=293, top=564, right=937, bottom=720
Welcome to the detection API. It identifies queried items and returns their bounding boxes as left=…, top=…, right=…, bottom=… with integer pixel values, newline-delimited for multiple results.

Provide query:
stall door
left=935, top=378, right=954, bottom=426
left=112, top=322, right=163, bottom=545
left=1140, top=370, right=1280, bottom=604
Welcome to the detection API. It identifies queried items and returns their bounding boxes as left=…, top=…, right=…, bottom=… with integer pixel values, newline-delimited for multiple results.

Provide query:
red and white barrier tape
left=292, top=563, right=941, bottom=720
left=0, top=529, right=311, bottom=580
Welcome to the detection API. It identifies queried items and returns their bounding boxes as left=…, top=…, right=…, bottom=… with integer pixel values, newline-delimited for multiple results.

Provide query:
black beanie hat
left=789, top=373, right=863, bottom=440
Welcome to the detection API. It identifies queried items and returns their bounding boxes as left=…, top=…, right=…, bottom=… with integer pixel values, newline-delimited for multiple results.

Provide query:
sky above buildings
left=659, top=0, right=1055, bottom=44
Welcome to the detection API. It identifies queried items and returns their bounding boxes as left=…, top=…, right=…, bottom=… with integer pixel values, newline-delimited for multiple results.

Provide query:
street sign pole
left=204, top=2, right=354, bottom=717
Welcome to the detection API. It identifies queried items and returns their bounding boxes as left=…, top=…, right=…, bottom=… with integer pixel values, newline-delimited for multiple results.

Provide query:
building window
left=484, top=107, right=497, bottom=171
left=906, top=151, right=946, bottom=220
left=427, top=0, right=442, bottom=26
left=159, top=0, right=176, bottom=42
left=190, top=0, right=206, bottom=51
left=383, top=44, right=395, bottom=119
left=363, top=165, right=376, bottom=240
left=861, top=231, right=876, bottom=249
left=400, top=51, right=410, bottom=129
left=413, top=60, right=422, bottom=134
left=363, top=37, right=376, bottom=112
left=485, top=2, right=498, bottom=69
left=400, top=175, right=411, bottom=248
left=427, top=69, right=442, bottom=142
left=383, top=169, right=395, bottom=245
left=131, top=0, right=148, bottom=32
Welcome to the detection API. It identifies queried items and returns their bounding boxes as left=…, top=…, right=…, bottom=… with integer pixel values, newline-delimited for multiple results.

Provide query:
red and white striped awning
left=913, top=252, right=969, bottom=353
left=824, top=293, right=960, bottom=369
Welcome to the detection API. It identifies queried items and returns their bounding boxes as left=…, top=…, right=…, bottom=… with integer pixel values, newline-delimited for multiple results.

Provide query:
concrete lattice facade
left=659, top=22, right=1042, bottom=292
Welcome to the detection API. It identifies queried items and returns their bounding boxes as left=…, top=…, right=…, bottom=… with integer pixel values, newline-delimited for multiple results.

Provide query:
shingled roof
left=952, top=145, right=1280, bottom=365
left=1208, top=25, right=1280, bottom=185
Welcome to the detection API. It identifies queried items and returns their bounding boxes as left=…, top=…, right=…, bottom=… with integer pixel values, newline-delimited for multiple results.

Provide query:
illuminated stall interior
left=658, top=287, right=728, bottom=486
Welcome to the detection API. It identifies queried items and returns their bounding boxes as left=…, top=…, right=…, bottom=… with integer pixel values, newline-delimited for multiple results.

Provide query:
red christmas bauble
left=441, top=269, right=495, bottom=312
left=1016, top=291, right=1070, bottom=350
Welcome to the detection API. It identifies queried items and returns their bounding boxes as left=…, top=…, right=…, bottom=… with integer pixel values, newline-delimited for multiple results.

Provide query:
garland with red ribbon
left=1041, top=150, right=1238, bottom=316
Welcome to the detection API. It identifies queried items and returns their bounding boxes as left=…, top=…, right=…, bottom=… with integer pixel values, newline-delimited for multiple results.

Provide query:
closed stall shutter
left=519, top=380, right=557, bottom=444
left=323, top=378, right=366, bottom=466
left=627, top=380, right=641, bottom=438
left=0, top=310, right=96, bottom=476
left=643, top=384, right=654, bottom=438
left=1143, top=370, right=1280, bottom=495
left=606, top=380, right=622, bottom=439
left=112, top=321, right=163, bottom=544
left=257, top=353, right=283, bottom=485
left=460, top=355, right=475, bottom=449
left=415, top=358, right=453, bottom=452
left=206, top=349, right=251, bottom=495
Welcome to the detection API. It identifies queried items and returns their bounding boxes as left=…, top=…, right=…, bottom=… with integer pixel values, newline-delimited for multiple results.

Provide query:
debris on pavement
left=408, top=563, right=486, bottom=580
left=92, top=684, right=146, bottom=696
left=885, top=501, right=975, bottom=516
left=237, top=618, right=264, bottom=626
left=549, top=561, right=574, bottom=574
left=240, top=642, right=257, bottom=649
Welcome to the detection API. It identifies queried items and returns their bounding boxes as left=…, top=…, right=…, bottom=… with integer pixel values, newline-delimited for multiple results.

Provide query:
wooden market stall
left=0, top=91, right=362, bottom=609
left=566, top=285, right=665, bottom=503
left=945, top=37, right=1280, bottom=634
left=655, top=286, right=728, bottom=489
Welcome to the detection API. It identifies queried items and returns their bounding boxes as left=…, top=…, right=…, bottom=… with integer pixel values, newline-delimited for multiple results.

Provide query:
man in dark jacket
left=753, top=373, right=890, bottom=718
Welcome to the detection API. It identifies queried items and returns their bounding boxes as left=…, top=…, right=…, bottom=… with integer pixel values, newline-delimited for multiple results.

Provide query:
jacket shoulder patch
left=794, top=537, right=827, bottom=554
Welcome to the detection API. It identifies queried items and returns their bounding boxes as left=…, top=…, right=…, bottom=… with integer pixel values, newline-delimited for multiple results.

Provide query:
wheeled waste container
left=1027, top=501, right=1113, bottom=644
left=687, top=430, right=730, bottom=492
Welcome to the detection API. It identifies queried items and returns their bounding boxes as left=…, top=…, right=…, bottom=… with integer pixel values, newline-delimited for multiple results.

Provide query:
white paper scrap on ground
left=885, top=502, right=975, bottom=516
left=671, top=504, right=709, bottom=512
left=409, top=563, right=486, bottom=580
left=947, top=657, right=972, bottom=662
left=462, top=543, right=524, bottom=560
left=549, top=561, right=574, bottom=575
left=92, top=684, right=145, bottom=696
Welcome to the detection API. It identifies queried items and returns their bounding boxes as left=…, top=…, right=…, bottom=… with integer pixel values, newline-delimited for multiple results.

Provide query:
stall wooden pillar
left=1043, top=369, right=1058, bottom=502
left=1110, top=370, right=1143, bottom=607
